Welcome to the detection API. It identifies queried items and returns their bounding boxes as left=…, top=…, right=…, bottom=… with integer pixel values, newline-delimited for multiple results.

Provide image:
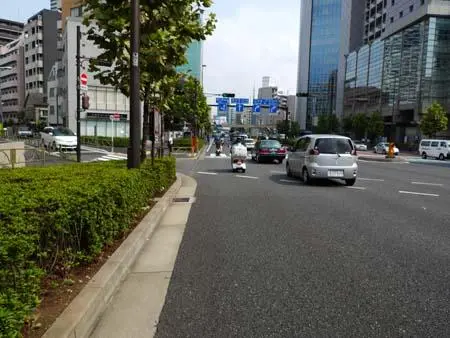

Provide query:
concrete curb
left=358, top=155, right=407, bottom=163
left=42, top=174, right=183, bottom=338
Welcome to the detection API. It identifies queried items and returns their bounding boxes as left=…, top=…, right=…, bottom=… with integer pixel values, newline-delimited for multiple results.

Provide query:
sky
left=4, top=0, right=300, bottom=98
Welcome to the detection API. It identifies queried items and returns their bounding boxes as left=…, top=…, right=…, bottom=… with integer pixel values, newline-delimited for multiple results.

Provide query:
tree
left=315, top=114, right=340, bottom=134
left=420, top=102, right=448, bottom=137
left=352, top=113, right=369, bottom=139
left=367, top=111, right=384, bottom=141
left=167, top=75, right=210, bottom=135
left=341, top=115, right=353, bottom=134
left=276, top=120, right=300, bottom=138
left=83, top=0, right=216, bottom=161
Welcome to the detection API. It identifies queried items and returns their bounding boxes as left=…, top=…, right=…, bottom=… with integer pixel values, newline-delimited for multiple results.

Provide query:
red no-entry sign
left=80, top=73, right=88, bottom=89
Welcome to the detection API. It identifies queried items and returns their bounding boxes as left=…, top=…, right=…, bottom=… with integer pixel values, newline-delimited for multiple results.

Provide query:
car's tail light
left=351, top=149, right=357, bottom=156
left=260, top=148, right=269, bottom=154
left=277, top=148, right=286, bottom=153
left=309, top=149, right=319, bottom=155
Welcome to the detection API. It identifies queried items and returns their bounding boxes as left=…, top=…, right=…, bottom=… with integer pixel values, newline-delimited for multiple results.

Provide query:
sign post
left=109, top=113, right=120, bottom=153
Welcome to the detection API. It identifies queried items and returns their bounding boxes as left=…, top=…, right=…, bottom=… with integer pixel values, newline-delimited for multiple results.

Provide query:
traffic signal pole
left=76, top=25, right=81, bottom=163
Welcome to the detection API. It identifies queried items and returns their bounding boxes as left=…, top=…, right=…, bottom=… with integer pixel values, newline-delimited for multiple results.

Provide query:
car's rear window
left=245, top=139, right=254, bottom=144
left=314, top=138, right=353, bottom=154
left=261, top=140, right=281, bottom=148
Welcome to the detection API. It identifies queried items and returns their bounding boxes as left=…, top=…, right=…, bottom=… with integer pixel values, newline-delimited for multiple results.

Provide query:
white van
left=419, top=139, right=450, bottom=160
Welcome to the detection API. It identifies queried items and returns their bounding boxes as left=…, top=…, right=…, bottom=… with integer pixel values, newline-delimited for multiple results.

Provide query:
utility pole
left=76, top=25, right=81, bottom=163
left=128, top=0, right=141, bottom=168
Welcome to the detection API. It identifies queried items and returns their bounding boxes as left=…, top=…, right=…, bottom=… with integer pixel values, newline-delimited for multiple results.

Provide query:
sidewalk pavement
left=89, top=174, right=197, bottom=338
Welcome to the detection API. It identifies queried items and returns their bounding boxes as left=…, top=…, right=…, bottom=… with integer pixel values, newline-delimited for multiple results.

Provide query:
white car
left=373, top=142, right=399, bottom=155
left=353, top=141, right=368, bottom=151
left=40, top=127, right=77, bottom=151
left=244, top=138, right=255, bottom=151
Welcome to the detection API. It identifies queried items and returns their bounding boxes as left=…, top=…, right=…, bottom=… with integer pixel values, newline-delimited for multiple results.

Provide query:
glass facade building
left=307, top=0, right=342, bottom=128
left=176, top=40, right=203, bottom=81
left=344, top=16, right=450, bottom=142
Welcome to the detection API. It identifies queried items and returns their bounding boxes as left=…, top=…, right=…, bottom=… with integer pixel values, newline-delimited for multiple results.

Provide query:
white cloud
left=203, top=3, right=300, bottom=98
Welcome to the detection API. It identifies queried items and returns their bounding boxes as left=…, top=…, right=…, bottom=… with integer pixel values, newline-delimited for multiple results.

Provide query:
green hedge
left=81, top=136, right=129, bottom=148
left=173, top=137, right=205, bottom=150
left=0, top=157, right=176, bottom=336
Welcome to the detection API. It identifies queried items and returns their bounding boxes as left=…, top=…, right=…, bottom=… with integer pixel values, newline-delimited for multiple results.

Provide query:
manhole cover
left=172, top=197, right=191, bottom=203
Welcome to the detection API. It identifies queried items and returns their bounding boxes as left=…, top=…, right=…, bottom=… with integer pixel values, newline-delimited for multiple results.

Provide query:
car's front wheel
left=286, top=162, right=293, bottom=177
left=302, top=168, right=311, bottom=185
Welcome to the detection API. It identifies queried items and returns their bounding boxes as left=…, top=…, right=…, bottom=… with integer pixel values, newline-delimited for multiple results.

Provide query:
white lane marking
left=280, top=179, right=297, bottom=183
left=399, top=190, right=439, bottom=197
left=346, top=186, right=366, bottom=190
left=206, top=140, right=213, bottom=152
left=235, top=175, right=259, bottom=179
left=358, top=178, right=385, bottom=182
left=271, top=170, right=286, bottom=174
left=411, top=181, right=443, bottom=187
left=197, top=171, right=218, bottom=175
left=208, top=153, right=229, bottom=158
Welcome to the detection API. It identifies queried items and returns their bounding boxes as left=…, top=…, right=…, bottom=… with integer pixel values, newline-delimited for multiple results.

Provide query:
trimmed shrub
left=81, top=136, right=129, bottom=148
left=173, top=137, right=205, bottom=150
left=0, top=157, right=176, bottom=336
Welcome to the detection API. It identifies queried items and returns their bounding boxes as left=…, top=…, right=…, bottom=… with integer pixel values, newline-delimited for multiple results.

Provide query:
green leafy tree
left=83, top=0, right=216, bottom=160
left=341, top=115, right=354, bottom=134
left=352, top=113, right=369, bottom=139
left=367, top=111, right=384, bottom=141
left=420, top=102, right=448, bottom=137
left=315, top=114, right=340, bottom=134
left=167, top=75, right=210, bottom=135
left=276, top=120, right=300, bottom=138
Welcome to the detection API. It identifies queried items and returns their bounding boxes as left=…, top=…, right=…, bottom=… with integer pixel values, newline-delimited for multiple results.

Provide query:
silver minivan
left=286, top=134, right=358, bottom=186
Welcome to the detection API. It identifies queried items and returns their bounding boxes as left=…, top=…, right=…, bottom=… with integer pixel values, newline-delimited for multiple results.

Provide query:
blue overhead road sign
left=252, top=104, right=261, bottom=113
left=216, top=97, right=229, bottom=104
left=269, top=104, right=278, bottom=113
left=231, top=98, right=250, bottom=104
left=235, top=103, right=244, bottom=112
left=218, top=102, right=228, bottom=111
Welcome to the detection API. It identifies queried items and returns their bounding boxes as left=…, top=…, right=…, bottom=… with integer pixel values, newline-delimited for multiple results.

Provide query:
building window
left=391, top=0, right=395, bottom=5
left=420, top=0, right=424, bottom=5
left=390, top=17, right=394, bottom=23
left=49, top=88, right=55, bottom=97
left=50, top=105, right=55, bottom=115
left=409, top=5, right=413, bottom=12
left=399, top=11, right=403, bottom=18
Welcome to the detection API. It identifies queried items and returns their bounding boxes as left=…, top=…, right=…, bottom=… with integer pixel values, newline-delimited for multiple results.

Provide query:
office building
left=46, top=61, right=63, bottom=125
left=344, top=0, right=450, bottom=141
left=61, top=0, right=84, bottom=30
left=0, top=36, right=25, bottom=123
left=60, top=17, right=134, bottom=136
left=177, top=40, right=203, bottom=81
left=0, top=19, right=24, bottom=47
left=296, top=0, right=364, bottom=130
left=51, top=0, right=62, bottom=11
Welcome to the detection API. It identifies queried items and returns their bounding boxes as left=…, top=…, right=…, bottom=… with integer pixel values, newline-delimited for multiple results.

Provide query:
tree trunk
left=141, top=98, right=150, bottom=163
left=150, top=106, right=155, bottom=166
left=159, top=111, right=164, bottom=157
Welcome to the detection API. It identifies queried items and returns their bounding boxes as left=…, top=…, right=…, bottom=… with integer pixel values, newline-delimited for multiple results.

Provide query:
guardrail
left=0, top=147, right=47, bottom=168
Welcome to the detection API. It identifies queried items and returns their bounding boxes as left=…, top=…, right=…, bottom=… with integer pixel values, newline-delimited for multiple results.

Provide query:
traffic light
left=82, top=94, right=90, bottom=110
left=222, top=93, right=235, bottom=98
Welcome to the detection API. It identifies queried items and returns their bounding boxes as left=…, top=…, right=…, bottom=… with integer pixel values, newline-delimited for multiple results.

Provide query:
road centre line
left=197, top=171, right=217, bottom=175
left=411, top=181, right=443, bottom=187
left=399, top=190, right=439, bottom=197
left=271, top=170, right=286, bottom=174
left=358, top=178, right=385, bottom=182
left=235, top=175, right=259, bottom=179
left=346, top=186, right=366, bottom=190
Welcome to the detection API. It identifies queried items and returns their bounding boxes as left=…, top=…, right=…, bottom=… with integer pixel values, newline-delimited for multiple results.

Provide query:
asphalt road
left=156, top=147, right=450, bottom=337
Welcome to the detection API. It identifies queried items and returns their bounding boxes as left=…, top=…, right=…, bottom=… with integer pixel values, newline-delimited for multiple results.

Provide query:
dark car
left=251, top=139, right=286, bottom=163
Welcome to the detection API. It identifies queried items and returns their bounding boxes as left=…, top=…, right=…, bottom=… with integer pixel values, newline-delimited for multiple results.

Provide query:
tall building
left=61, top=0, right=83, bottom=30
left=0, top=19, right=24, bottom=47
left=23, top=9, right=61, bottom=122
left=51, top=0, right=62, bottom=11
left=0, top=35, right=25, bottom=123
left=177, top=40, right=203, bottom=81
left=344, top=0, right=450, bottom=141
left=296, top=0, right=364, bottom=130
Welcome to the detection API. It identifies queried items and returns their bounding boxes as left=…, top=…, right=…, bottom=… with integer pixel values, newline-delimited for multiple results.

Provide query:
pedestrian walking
left=168, top=134, right=173, bottom=154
